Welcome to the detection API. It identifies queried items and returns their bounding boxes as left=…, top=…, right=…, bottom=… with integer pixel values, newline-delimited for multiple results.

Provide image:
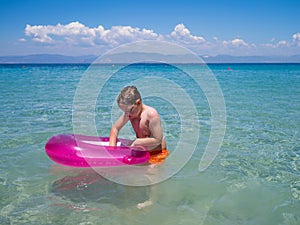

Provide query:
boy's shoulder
left=144, top=105, right=159, bottom=119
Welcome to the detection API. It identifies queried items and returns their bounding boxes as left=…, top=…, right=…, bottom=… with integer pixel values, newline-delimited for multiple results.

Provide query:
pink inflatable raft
left=45, top=134, right=150, bottom=167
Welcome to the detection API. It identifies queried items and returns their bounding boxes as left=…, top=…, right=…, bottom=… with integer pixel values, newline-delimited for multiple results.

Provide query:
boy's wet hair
left=117, top=86, right=141, bottom=105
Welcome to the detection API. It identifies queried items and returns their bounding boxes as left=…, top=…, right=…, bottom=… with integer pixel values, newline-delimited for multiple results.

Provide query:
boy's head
left=117, top=86, right=141, bottom=106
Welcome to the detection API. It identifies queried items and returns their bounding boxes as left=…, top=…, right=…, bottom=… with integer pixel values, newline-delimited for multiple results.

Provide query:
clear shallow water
left=0, top=63, right=299, bottom=224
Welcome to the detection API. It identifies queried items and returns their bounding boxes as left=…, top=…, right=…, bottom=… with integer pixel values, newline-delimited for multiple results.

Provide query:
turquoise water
left=0, top=63, right=299, bottom=224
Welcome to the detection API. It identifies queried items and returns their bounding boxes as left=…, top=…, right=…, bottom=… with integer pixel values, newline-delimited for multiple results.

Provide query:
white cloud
left=170, top=23, right=205, bottom=44
left=261, top=39, right=291, bottom=49
left=222, top=38, right=249, bottom=48
left=292, top=33, right=300, bottom=46
left=260, top=33, right=300, bottom=50
left=277, top=40, right=290, bottom=47
left=18, top=38, right=26, bottom=42
left=22, top=21, right=300, bottom=56
left=24, top=22, right=159, bottom=46
left=100, top=25, right=159, bottom=45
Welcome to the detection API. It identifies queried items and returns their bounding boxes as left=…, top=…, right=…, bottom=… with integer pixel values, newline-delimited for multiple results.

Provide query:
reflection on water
left=50, top=165, right=150, bottom=210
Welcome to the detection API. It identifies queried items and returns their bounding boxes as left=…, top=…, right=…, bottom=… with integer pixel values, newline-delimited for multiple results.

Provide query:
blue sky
left=1, top=0, right=300, bottom=56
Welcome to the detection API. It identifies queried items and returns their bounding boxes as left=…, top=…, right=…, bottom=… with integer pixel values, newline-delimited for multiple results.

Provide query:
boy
left=109, top=86, right=166, bottom=152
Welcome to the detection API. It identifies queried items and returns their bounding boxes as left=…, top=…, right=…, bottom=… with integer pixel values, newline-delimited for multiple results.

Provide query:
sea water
left=0, top=63, right=299, bottom=224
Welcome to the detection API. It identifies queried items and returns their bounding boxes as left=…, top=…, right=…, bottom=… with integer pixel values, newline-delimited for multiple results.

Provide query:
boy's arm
left=132, top=115, right=163, bottom=151
left=109, top=114, right=129, bottom=146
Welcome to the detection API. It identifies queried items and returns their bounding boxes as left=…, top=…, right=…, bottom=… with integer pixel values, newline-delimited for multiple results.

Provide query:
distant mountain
left=203, top=54, right=300, bottom=63
left=0, top=54, right=97, bottom=64
left=0, top=53, right=299, bottom=64
left=96, top=52, right=203, bottom=64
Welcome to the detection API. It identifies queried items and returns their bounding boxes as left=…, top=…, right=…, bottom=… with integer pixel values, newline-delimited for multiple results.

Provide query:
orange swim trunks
left=148, top=149, right=169, bottom=164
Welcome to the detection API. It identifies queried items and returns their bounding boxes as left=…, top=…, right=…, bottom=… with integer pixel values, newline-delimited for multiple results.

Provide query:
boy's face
left=119, top=99, right=141, bottom=118
left=119, top=104, right=134, bottom=116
